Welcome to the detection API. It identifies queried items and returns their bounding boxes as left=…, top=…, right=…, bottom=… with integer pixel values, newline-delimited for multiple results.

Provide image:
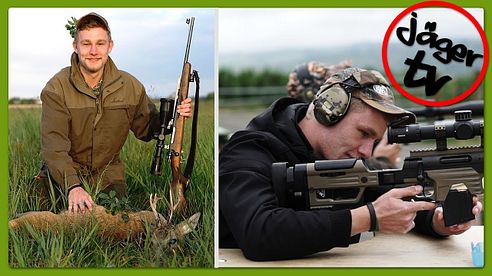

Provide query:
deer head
left=149, top=194, right=200, bottom=252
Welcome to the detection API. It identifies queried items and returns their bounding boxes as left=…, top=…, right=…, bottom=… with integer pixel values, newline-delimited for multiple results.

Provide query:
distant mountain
left=220, top=39, right=484, bottom=77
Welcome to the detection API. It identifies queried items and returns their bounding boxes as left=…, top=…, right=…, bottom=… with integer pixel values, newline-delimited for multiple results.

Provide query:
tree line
left=219, top=67, right=483, bottom=103
left=219, top=68, right=288, bottom=87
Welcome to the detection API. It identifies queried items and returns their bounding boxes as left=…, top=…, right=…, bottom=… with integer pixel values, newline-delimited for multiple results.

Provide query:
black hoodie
left=219, top=98, right=355, bottom=261
left=219, top=97, right=441, bottom=261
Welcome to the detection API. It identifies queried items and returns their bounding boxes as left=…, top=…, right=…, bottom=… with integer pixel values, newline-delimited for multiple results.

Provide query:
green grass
left=8, top=99, right=215, bottom=268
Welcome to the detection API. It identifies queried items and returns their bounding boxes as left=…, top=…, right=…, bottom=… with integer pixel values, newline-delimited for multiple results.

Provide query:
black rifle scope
left=151, top=98, right=174, bottom=176
left=388, top=110, right=483, bottom=147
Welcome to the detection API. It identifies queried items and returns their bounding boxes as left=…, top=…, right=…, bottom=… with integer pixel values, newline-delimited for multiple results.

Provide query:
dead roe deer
left=9, top=194, right=200, bottom=251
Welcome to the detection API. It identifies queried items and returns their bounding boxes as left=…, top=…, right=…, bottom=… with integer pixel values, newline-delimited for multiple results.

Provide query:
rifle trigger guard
left=415, top=161, right=436, bottom=201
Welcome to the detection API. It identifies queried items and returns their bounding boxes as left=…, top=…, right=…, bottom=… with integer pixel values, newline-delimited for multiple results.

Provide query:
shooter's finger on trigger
left=409, top=201, right=436, bottom=212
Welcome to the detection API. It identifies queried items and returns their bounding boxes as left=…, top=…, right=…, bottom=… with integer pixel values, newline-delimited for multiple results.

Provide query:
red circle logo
left=382, top=1, right=489, bottom=107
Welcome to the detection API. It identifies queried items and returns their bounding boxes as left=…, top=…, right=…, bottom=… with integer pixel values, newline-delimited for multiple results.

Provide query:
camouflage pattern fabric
left=315, top=67, right=417, bottom=126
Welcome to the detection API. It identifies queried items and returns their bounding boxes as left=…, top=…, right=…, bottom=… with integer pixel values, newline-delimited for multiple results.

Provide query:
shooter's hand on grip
left=373, top=186, right=436, bottom=233
left=352, top=186, right=436, bottom=236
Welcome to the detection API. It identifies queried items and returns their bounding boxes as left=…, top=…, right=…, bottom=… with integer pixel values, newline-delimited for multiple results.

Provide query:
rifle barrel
left=183, top=17, right=195, bottom=66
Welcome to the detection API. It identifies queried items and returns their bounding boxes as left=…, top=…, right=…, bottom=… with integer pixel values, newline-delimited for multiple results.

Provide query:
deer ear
left=177, top=212, right=200, bottom=236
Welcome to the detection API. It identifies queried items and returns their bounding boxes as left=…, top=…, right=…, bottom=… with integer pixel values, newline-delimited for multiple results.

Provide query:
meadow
left=8, top=98, right=215, bottom=268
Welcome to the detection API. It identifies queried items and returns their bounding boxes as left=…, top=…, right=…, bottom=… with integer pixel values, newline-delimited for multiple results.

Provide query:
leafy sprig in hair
left=65, top=16, right=78, bottom=39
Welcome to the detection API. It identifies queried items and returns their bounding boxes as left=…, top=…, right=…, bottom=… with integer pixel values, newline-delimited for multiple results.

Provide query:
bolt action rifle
left=272, top=110, right=483, bottom=227
left=151, top=17, right=200, bottom=214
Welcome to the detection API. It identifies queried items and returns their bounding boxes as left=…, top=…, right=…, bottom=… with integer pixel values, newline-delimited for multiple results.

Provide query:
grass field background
left=8, top=98, right=214, bottom=268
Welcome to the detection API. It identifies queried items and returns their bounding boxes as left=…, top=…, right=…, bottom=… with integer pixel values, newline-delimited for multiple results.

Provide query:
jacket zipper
left=95, top=96, right=101, bottom=115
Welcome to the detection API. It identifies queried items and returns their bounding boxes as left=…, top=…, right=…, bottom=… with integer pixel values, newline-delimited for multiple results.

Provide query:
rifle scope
left=151, top=98, right=174, bottom=175
left=388, top=110, right=483, bottom=148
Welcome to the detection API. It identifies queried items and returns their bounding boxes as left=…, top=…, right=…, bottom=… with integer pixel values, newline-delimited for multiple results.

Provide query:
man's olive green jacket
left=40, top=53, right=159, bottom=192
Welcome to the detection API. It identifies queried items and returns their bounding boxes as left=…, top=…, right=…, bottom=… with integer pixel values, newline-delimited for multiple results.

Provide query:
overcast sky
left=9, top=8, right=484, bottom=99
left=219, top=8, right=484, bottom=54
left=9, top=8, right=216, bottom=99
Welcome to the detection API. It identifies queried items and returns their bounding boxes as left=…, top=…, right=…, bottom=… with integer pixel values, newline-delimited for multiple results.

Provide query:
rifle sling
left=183, top=70, right=200, bottom=180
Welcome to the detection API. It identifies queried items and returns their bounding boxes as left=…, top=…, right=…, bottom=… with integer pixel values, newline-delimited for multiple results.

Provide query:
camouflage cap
left=76, top=12, right=111, bottom=38
left=287, top=60, right=352, bottom=103
left=319, top=67, right=416, bottom=125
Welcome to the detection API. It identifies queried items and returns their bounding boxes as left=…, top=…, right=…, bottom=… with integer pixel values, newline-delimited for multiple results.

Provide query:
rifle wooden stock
left=150, top=17, right=198, bottom=215
left=169, top=62, right=192, bottom=213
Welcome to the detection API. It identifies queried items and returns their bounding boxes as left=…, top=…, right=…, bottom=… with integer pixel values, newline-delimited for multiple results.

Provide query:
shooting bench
left=217, top=225, right=483, bottom=267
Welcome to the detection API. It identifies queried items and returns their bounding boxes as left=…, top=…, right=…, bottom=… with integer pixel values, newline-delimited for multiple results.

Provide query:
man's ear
left=72, top=42, right=78, bottom=53
left=108, top=40, right=114, bottom=54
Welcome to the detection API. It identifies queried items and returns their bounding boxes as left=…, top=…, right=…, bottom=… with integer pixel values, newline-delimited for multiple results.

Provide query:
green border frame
left=1, top=0, right=490, bottom=275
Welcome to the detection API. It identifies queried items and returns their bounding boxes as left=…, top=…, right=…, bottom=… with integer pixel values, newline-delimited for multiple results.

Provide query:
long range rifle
left=151, top=17, right=200, bottom=214
left=272, top=110, right=483, bottom=227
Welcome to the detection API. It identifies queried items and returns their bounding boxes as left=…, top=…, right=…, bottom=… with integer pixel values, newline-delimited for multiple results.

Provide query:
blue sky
left=9, top=8, right=216, bottom=99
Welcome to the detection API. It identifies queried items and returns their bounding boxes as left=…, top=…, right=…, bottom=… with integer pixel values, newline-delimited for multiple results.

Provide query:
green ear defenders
left=313, top=75, right=360, bottom=126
